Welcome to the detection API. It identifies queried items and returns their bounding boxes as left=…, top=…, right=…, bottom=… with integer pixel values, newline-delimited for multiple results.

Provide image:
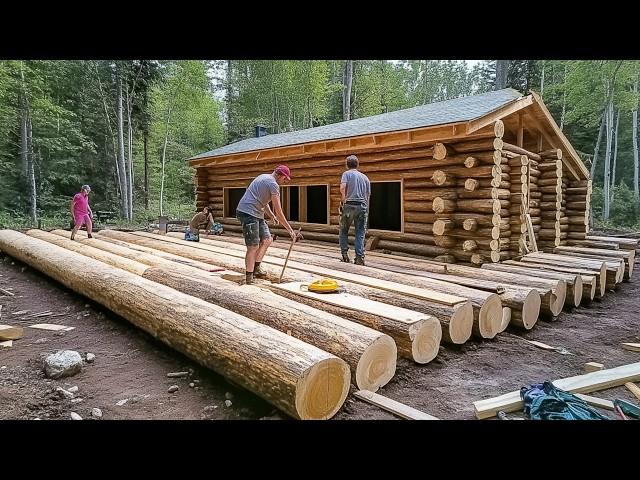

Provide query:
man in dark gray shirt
left=339, top=154, right=371, bottom=265
left=236, top=165, right=300, bottom=284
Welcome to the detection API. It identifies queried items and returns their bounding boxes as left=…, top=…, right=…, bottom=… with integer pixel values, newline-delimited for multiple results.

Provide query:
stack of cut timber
left=432, top=121, right=507, bottom=264
left=94, top=229, right=476, bottom=348
left=0, top=230, right=351, bottom=420
left=565, top=179, right=592, bottom=241
left=506, top=154, right=528, bottom=256
left=553, top=245, right=634, bottom=280
left=535, top=149, right=563, bottom=251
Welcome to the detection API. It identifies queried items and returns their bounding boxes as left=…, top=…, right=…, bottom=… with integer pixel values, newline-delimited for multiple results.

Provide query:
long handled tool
left=278, top=228, right=302, bottom=283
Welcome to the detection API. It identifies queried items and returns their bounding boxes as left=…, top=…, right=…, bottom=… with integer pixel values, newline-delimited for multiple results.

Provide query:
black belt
left=345, top=200, right=365, bottom=205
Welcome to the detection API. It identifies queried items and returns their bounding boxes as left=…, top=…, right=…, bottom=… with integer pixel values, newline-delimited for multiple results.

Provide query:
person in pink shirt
left=70, top=185, right=94, bottom=240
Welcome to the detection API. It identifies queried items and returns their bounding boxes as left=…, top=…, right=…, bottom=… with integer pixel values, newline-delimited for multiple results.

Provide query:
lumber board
left=473, top=361, right=640, bottom=419
left=353, top=390, right=438, bottom=420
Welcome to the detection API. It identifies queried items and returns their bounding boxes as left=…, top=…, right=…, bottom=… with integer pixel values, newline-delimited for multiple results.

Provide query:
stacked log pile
left=564, top=179, right=592, bottom=242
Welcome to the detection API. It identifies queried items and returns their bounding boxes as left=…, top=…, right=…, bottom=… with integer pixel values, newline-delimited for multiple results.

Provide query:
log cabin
left=188, top=88, right=591, bottom=264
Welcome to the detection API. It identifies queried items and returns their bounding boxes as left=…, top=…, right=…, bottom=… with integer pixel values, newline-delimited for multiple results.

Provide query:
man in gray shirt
left=339, top=154, right=371, bottom=265
left=236, top=165, right=300, bottom=284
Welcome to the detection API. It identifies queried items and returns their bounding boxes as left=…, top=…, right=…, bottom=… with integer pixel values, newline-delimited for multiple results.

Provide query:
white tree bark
left=633, top=77, right=639, bottom=201
left=611, top=108, right=620, bottom=203
left=603, top=93, right=614, bottom=220
left=116, top=65, right=130, bottom=220
left=590, top=110, right=606, bottom=178
left=19, top=61, right=37, bottom=224
left=343, top=60, right=353, bottom=121
left=496, top=60, right=509, bottom=90
left=159, top=100, right=173, bottom=217
left=560, top=64, right=567, bottom=131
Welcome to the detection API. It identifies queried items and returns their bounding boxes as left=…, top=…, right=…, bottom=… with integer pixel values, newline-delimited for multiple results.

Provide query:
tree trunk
left=603, top=96, right=614, bottom=220
left=540, top=61, right=545, bottom=99
left=19, top=62, right=37, bottom=224
left=159, top=100, right=173, bottom=217
left=116, top=66, right=129, bottom=220
left=633, top=77, right=639, bottom=201
left=126, top=87, right=134, bottom=220
left=27, top=117, right=37, bottom=224
left=560, top=64, right=567, bottom=131
left=590, top=109, right=606, bottom=178
left=144, top=130, right=149, bottom=210
left=0, top=231, right=349, bottom=420
left=496, top=60, right=509, bottom=89
left=343, top=60, right=353, bottom=121
left=611, top=108, right=620, bottom=203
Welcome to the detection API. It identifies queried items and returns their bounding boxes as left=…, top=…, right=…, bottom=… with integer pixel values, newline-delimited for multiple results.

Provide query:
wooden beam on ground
left=473, top=361, right=640, bottom=419
left=0, top=324, right=24, bottom=341
left=622, top=343, right=640, bottom=352
left=584, top=362, right=605, bottom=373
left=573, top=393, right=614, bottom=411
left=625, top=382, right=640, bottom=401
left=353, top=390, right=439, bottom=420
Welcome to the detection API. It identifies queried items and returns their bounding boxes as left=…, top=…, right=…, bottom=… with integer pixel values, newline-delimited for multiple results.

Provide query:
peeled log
left=143, top=269, right=398, bottom=386
left=0, top=230, right=350, bottom=420
left=491, top=261, right=595, bottom=302
left=34, top=231, right=399, bottom=390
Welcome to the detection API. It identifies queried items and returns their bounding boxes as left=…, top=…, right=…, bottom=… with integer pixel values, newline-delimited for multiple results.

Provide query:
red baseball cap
left=275, top=165, right=292, bottom=180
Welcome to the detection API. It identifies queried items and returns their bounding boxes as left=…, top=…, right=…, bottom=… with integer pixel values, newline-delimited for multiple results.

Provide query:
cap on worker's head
left=81, top=184, right=91, bottom=192
left=274, top=165, right=291, bottom=180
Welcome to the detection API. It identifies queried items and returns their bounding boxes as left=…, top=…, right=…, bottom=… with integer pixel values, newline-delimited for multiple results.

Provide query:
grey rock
left=86, top=353, right=95, bottom=363
left=168, top=385, right=179, bottom=393
left=70, top=412, right=82, bottom=420
left=225, top=392, right=234, bottom=400
left=44, top=350, right=83, bottom=379
left=189, top=382, right=195, bottom=388
left=91, top=408, right=103, bottom=419
left=68, top=386, right=79, bottom=393
left=224, top=400, right=232, bottom=408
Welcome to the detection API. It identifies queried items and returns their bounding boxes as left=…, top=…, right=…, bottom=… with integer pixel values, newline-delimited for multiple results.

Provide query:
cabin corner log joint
left=189, top=88, right=591, bottom=264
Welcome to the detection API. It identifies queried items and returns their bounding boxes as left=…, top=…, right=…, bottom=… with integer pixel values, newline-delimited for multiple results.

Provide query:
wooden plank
left=473, top=361, right=640, bottom=419
left=271, top=282, right=431, bottom=325
left=584, top=362, right=605, bottom=373
left=0, top=325, right=24, bottom=341
left=622, top=343, right=640, bottom=352
left=29, top=324, right=75, bottom=332
left=573, top=393, right=614, bottom=411
left=525, top=213, right=538, bottom=252
left=625, top=382, right=640, bottom=401
left=353, top=390, right=439, bottom=420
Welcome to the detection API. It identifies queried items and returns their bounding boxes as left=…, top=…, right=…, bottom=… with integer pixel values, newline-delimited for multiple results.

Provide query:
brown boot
left=354, top=256, right=365, bottom=266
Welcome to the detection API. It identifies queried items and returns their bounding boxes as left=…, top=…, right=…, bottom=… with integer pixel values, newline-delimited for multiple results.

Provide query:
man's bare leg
left=255, top=236, right=273, bottom=263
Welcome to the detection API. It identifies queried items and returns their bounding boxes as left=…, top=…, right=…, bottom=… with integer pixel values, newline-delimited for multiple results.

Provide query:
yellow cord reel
left=304, top=278, right=341, bottom=294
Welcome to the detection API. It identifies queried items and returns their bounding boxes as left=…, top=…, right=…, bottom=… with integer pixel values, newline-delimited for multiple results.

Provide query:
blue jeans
left=339, top=202, right=367, bottom=258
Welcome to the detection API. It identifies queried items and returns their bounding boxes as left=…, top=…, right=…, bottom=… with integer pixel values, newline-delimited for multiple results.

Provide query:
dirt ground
left=1, top=249, right=639, bottom=421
